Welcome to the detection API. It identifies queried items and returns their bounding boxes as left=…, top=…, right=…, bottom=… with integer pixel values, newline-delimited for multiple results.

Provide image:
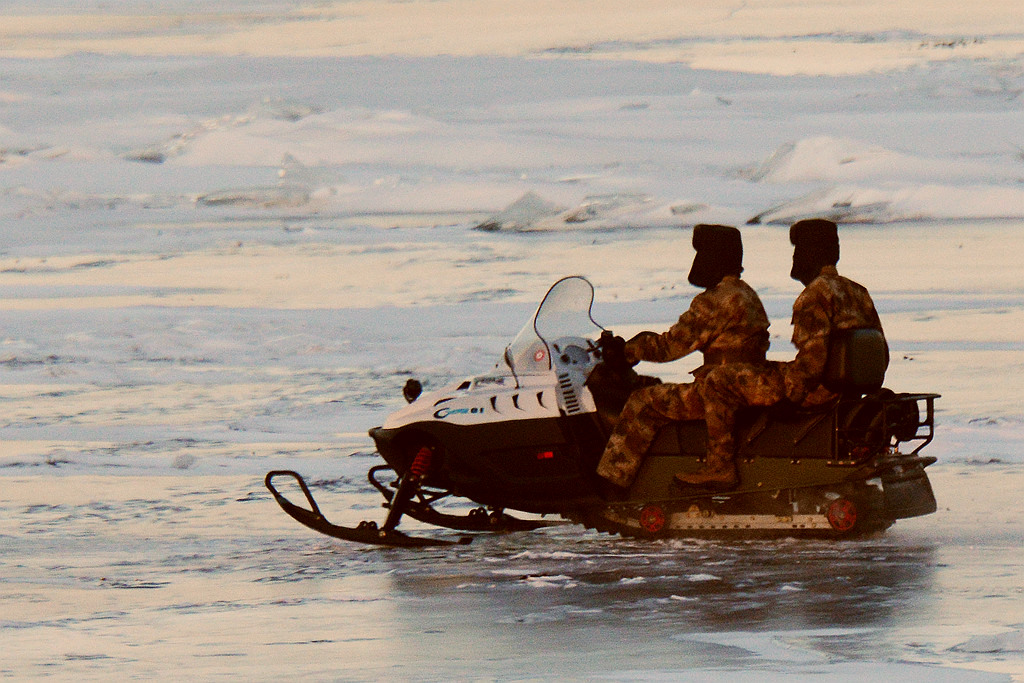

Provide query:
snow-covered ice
left=1, top=0, right=1023, bottom=680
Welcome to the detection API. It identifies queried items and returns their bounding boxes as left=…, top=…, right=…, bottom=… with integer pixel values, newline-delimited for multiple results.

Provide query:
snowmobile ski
left=264, top=470, right=470, bottom=547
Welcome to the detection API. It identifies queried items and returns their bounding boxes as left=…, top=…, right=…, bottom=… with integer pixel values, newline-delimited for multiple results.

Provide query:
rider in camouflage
left=595, top=224, right=770, bottom=491
left=688, top=219, right=885, bottom=489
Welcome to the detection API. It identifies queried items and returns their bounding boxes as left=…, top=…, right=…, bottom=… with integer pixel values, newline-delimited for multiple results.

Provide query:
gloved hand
left=598, top=330, right=630, bottom=369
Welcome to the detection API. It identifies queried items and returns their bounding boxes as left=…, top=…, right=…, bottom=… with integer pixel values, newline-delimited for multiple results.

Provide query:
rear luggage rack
left=883, top=392, right=939, bottom=454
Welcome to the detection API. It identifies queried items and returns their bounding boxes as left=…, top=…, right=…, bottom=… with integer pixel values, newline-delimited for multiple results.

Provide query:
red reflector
left=536, top=450, right=554, bottom=460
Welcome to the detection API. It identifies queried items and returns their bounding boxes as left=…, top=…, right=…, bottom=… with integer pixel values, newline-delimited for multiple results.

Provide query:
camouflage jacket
left=785, top=265, right=884, bottom=404
left=624, top=275, right=770, bottom=377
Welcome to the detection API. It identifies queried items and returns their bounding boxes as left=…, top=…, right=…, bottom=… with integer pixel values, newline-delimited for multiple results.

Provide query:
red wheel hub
left=639, top=504, right=666, bottom=534
left=826, top=498, right=858, bottom=532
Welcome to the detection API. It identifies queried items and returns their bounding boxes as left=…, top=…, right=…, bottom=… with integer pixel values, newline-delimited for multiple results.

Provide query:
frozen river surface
left=2, top=465, right=1023, bottom=680
left=2, top=1, right=1024, bottom=679
left=2, top=217, right=1022, bottom=680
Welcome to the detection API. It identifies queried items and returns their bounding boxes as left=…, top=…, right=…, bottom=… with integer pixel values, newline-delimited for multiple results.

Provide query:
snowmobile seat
left=822, top=327, right=889, bottom=397
left=726, top=329, right=889, bottom=461
left=604, top=329, right=891, bottom=465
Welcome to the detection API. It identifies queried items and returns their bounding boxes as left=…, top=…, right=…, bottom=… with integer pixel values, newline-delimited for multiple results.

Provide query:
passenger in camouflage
left=783, top=220, right=883, bottom=406
left=687, top=219, right=885, bottom=489
left=595, top=224, right=770, bottom=490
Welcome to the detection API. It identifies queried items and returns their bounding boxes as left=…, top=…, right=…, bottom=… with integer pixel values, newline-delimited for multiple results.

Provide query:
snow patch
left=196, top=184, right=310, bottom=208
left=508, top=550, right=585, bottom=560
left=952, top=630, right=1024, bottom=653
left=522, top=574, right=577, bottom=588
left=677, top=631, right=831, bottom=664
left=171, top=453, right=197, bottom=470
left=250, top=97, right=322, bottom=123
left=563, top=193, right=652, bottom=223
left=748, top=183, right=1024, bottom=225
left=743, top=136, right=902, bottom=184
left=474, top=191, right=566, bottom=232
left=475, top=191, right=705, bottom=231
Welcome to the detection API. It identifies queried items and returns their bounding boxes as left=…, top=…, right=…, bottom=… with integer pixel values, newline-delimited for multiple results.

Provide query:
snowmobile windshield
left=503, top=276, right=603, bottom=376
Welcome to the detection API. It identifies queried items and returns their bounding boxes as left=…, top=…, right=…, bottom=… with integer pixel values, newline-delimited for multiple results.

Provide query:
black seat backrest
left=823, top=328, right=889, bottom=395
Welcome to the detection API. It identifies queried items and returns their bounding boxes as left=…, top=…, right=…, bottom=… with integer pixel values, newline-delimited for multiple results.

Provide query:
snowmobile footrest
left=367, top=465, right=554, bottom=533
left=406, top=505, right=551, bottom=532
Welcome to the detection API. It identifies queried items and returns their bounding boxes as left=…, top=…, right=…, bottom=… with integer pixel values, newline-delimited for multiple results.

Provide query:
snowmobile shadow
left=377, top=532, right=939, bottom=636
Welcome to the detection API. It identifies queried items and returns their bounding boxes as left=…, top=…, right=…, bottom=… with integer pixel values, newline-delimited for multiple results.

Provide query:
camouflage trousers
left=596, top=381, right=706, bottom=488
left=701, top=361, right=786, bottom=463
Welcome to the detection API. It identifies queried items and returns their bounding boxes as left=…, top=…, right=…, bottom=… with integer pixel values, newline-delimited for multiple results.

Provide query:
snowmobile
left=266, top=275, right=939, bottom=547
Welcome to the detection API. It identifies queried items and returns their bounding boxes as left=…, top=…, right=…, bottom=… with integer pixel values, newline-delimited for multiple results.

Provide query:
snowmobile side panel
left=660, top=408, right=844, bottom=463
left=629, top=454, right=861, bottom=502
left=370, top=414, right=603, bottom=512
